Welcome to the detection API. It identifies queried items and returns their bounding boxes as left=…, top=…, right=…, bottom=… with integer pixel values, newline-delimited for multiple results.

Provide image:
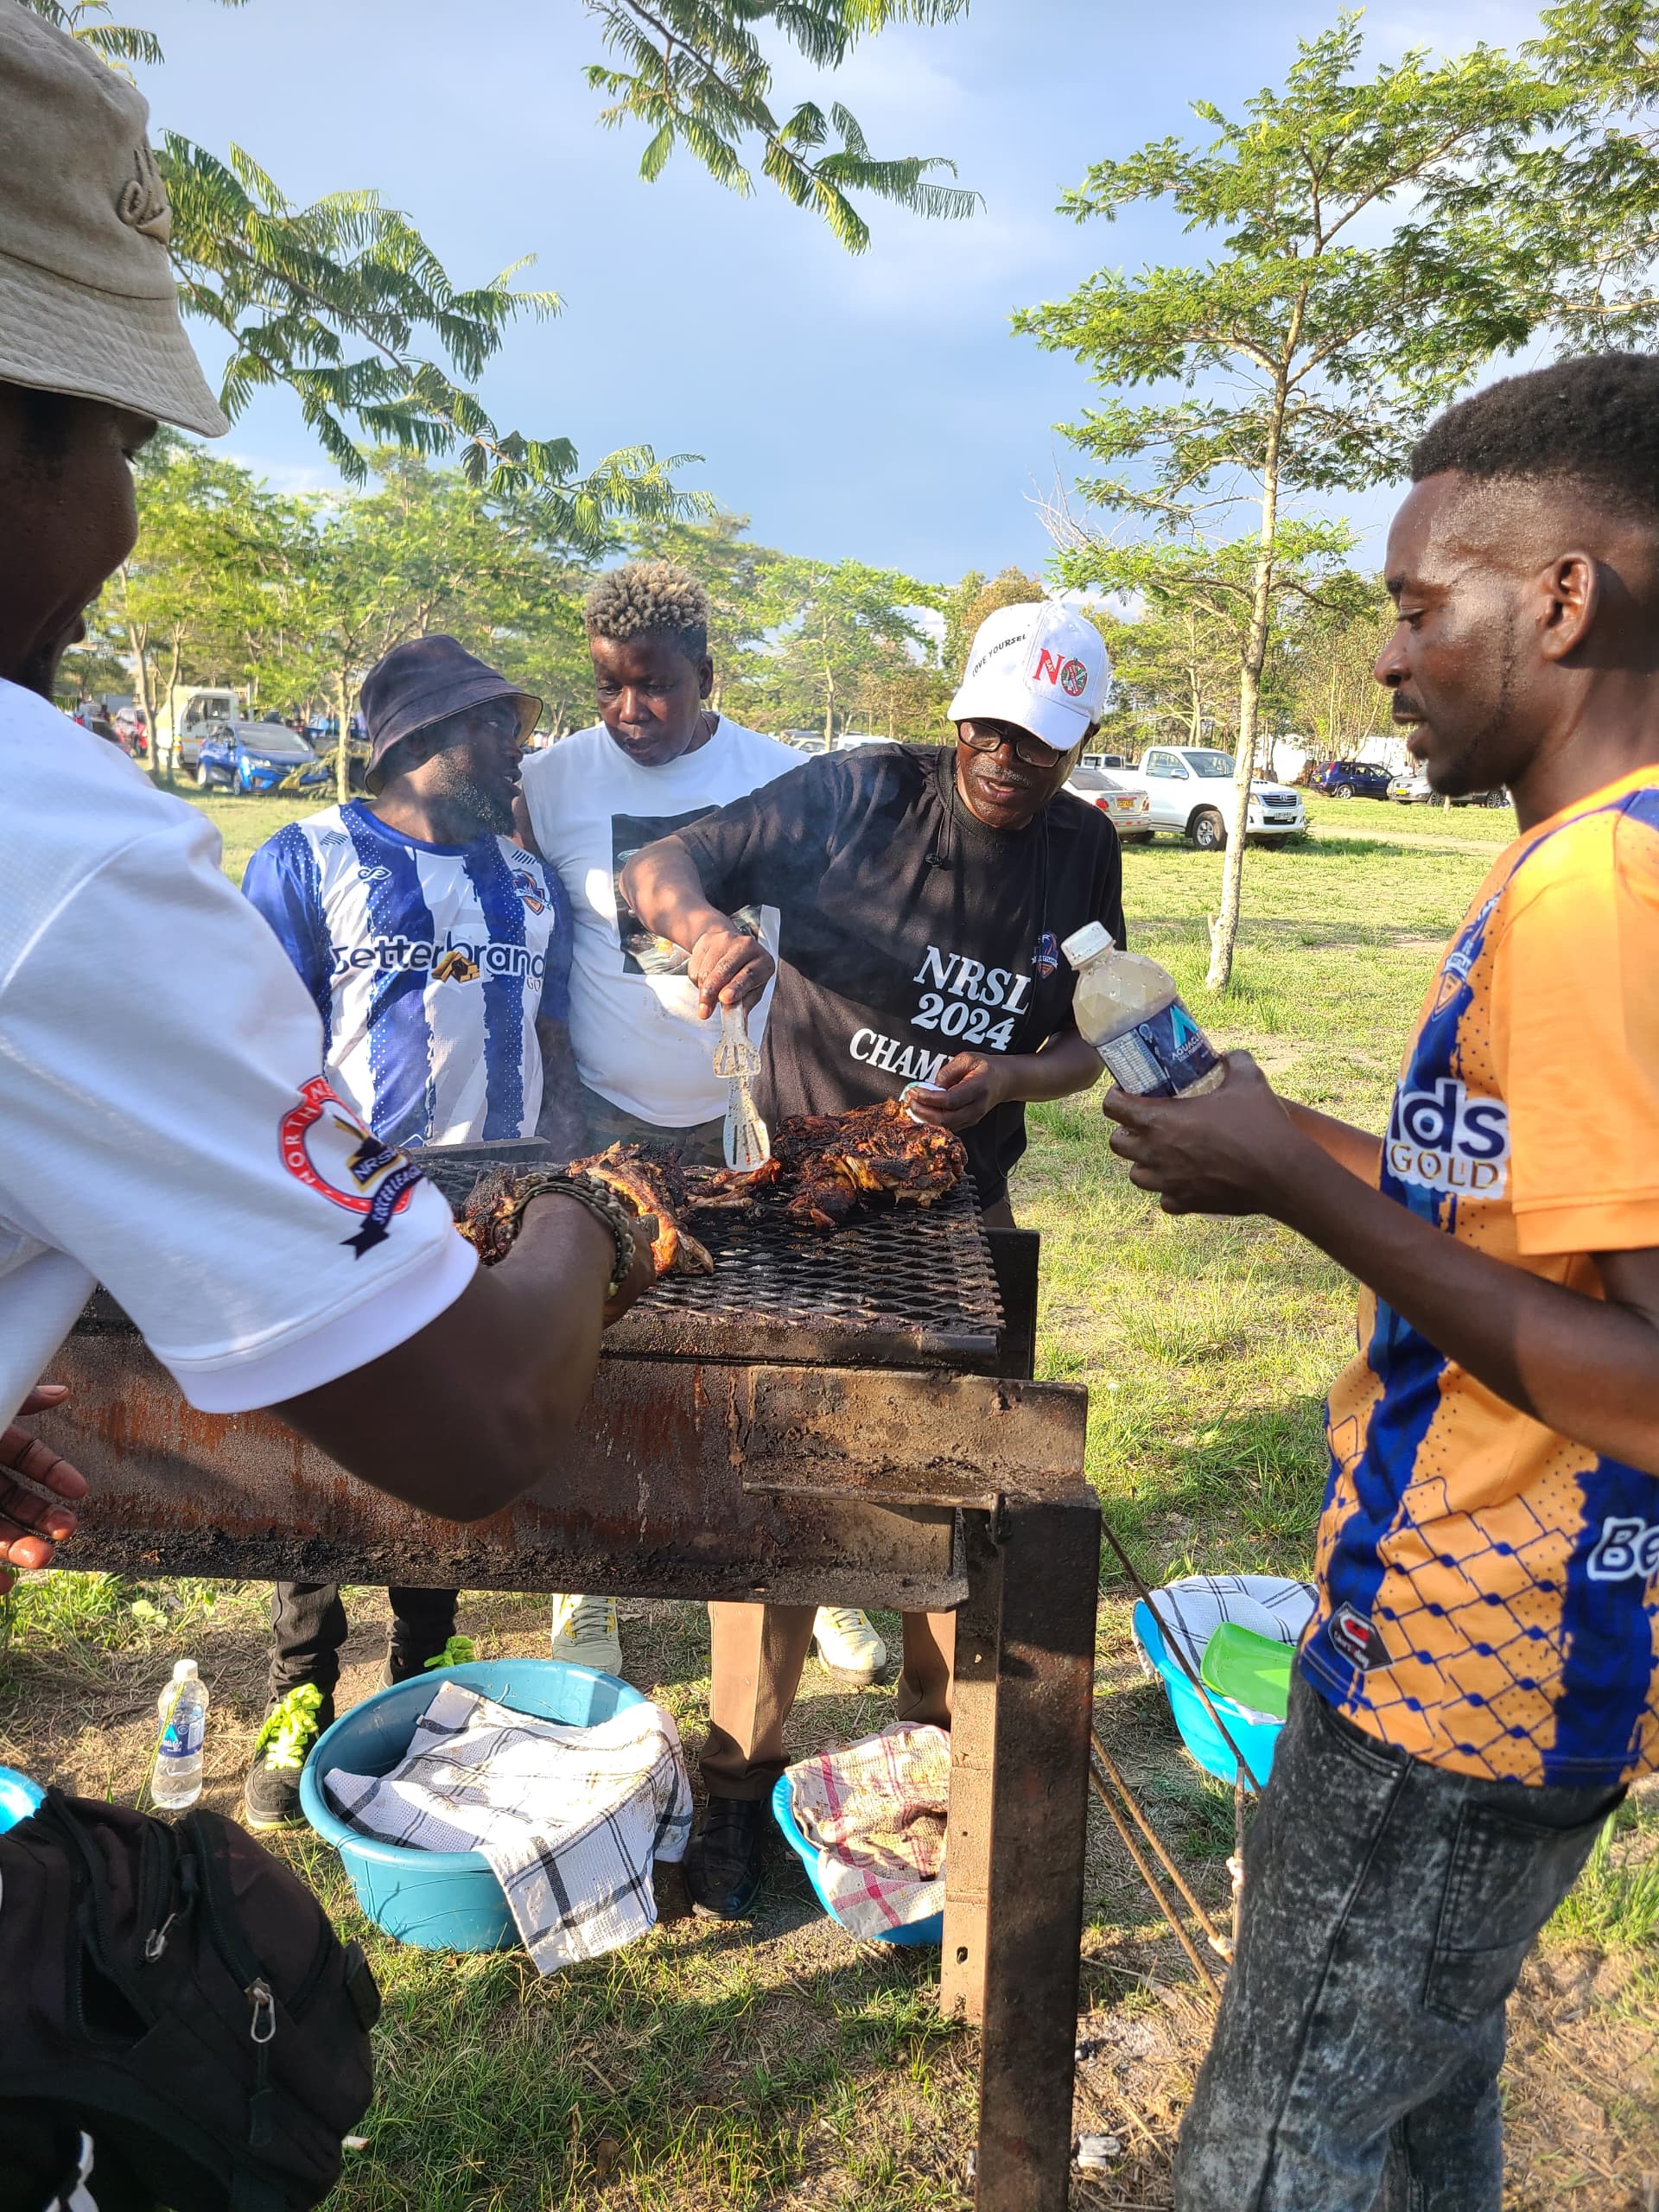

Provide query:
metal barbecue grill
left=423, top=1141, right=1006, bottom=1366
left=41, top=1136, right=1098, bottom=2212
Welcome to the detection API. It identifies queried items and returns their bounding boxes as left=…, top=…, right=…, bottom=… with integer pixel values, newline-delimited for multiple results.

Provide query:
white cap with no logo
left=947, top=600, right=1110, bottom=753
left=0, top=9, right=226, bottom=436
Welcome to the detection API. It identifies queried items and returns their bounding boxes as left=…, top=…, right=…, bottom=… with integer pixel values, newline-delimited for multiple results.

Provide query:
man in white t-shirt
left=0, top=24, right=651, bottom=2202
left=516, top=566, right=889, bottom=1872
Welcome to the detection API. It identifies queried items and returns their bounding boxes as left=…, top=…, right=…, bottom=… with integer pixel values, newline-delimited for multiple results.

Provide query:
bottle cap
left=171, top=1658, right=198, bottom=1681
left=1061, top=921, right=1116, bottom=968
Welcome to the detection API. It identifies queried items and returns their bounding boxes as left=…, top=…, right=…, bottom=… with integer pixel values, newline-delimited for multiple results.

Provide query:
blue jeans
left=1175, top=1669, right=1620, bottom=2212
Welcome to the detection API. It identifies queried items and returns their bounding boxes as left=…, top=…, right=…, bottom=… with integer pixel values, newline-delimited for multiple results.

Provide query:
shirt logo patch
left=1385, top=1077, right=1510, bottom=1198
left=1328, top=1603, right=1389, bottom=1670
left=1033, top=931, right=1060, bottom=979
left=1586, top=1516, right=1659, bottom=1583
left=511, top=868, right=546, bottom=915
left=358, top=864, right=391, bottom=885
left=279, top=1076, right=423, bottom=1256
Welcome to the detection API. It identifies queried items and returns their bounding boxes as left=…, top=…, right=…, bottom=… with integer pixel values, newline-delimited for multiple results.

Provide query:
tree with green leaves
left=1096, top=592, right=1238, bottom=760
left=1276, top=587, right=1395, bottom=763
left=1018, top=16, right=1564, bottom=988
left=1048, top=519, right=1374, bottom=770
left=118, top=433, right=309, bottom=770
left=740, top=556, right=939, bottom=745
left=23, top=0, right=975, bottom=524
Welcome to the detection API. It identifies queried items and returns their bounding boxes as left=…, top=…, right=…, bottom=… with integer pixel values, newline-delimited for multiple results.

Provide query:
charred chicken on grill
left=568, top=1142, right=716, bottom=1276
left=556, top=1102, right=966, bottom=1276
left=772, top=1099, right=967, bottom=1230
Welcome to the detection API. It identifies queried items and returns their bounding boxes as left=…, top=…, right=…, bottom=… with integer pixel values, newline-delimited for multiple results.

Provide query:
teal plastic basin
left=1132, top=1600, right=1284, bottom=1788
left=299, top=1658, right=644, bottom=1951
left=771, top=1770, right=944, bottom=1947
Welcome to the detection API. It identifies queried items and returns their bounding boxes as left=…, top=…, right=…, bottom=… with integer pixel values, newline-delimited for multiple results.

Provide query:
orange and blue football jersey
left=1300, top=766, right=1659, bottom=1788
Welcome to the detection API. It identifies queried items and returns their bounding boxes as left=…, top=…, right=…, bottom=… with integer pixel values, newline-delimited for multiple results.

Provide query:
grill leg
left=940, top=1510, right=1002, bottom=2024
left=972, top=1495, right=1100, bottom=2212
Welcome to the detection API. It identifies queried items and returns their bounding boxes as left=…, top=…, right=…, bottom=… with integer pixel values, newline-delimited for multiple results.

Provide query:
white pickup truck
left=1116, top=745, right=1307, bottom=850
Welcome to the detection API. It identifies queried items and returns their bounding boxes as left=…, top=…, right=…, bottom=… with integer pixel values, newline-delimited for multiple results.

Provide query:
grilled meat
left=772, top=1099, right=966, bottom=1229
left=562, top=1103, right=964, bottom=1262
left=681, top=1159, right=782, bottom=1210
left=569, top=1142, right=715, bottom=1277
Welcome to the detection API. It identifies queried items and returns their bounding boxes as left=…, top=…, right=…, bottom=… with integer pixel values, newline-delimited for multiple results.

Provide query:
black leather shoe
left=683, top=1794, right=768, bottom=1920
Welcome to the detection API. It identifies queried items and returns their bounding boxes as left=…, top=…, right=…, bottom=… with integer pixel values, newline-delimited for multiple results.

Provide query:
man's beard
left=429, top=753, right=515, bottom=836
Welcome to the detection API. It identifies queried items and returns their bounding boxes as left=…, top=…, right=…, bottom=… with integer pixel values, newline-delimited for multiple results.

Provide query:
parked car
left=834, top=732, right=894, bottom=752
left=1116, top=747, right=1306, bottom=849
left=195, top=720, right=330, bottom=794
left=1064, top=764, right=1151, bottom=833
left=1306, top=759, right=1392, bottom=800
left=1387, top=771, right=1510, bottom=808
left=1079, top=751, right=1127, bottom=770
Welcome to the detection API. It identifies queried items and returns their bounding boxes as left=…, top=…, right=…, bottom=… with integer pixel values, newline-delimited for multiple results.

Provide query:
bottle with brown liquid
left=1063, top=922, right=1226, bottom=1098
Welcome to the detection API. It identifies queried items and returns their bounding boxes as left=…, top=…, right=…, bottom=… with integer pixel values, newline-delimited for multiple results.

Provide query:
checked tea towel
left=323, top=1681, right=691, bottom=1972
left=787, top=1725, right=949, bottom=1937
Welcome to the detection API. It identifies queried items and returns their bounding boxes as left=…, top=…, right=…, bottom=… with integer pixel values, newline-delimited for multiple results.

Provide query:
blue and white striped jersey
left=242, top=799, right=572, bottom=1150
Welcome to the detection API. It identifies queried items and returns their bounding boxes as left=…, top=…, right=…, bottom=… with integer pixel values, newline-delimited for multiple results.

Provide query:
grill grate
left=420, top=1139, right=1005, bottom=1369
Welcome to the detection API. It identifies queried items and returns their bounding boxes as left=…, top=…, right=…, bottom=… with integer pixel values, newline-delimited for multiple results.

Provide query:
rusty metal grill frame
left=47, top=1136, right=1096, bottom=2212
left=423, top=1139, right=1005, bottom=1367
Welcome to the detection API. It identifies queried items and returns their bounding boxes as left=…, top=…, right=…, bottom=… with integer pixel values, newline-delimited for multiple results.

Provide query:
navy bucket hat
left=359, top=636, right=540, bottom=791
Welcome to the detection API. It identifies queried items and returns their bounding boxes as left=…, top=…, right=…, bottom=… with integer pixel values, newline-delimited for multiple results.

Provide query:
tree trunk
left=336, top=671, right=352, bottom=804
left=1206, top=373, right=1290, bottom=994
left=823, top=668, right=835, bottom=751
left=124, top=601, right=158, bottom=780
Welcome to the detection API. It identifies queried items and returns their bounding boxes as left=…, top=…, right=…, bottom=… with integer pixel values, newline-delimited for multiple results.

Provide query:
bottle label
left=161, top=1708, right=204, bottom=1758
left=1096, top=998, right=1221, bottom=1097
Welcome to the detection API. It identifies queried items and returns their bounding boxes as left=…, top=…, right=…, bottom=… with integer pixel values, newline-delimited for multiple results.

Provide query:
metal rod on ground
left=1087, top=1751, right=1221, bottom=2002
left=1090, top=1725, right=1230, bottom=1959
left=1098, top=1518, right=1267, bottom=1802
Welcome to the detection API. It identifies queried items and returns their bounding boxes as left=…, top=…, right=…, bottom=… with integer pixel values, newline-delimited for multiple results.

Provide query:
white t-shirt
left=519, top=716, right=799, bottom=1125
left=0, top=682, right=474, bottom=1430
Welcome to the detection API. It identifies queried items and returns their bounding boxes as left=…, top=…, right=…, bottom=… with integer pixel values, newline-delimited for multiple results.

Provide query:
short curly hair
left=1410, top=353, right=1659, bottom=524
left=583, top=562, right=710, bottom=662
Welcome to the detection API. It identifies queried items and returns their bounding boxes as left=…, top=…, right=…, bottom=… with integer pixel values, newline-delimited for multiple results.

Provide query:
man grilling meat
left=621, top=598, right=1126, bottom=1916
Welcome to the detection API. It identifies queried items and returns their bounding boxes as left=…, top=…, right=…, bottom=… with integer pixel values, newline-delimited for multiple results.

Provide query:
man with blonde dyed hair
left=516, top=563, right=890, bottom=1872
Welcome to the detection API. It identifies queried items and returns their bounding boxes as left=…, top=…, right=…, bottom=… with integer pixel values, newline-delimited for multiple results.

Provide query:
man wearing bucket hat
left=0, top=24, right=652, bottom=2196
left=238, top=634, right=584, bottom=1828
left=618, top=598, right=1127, bottom=1916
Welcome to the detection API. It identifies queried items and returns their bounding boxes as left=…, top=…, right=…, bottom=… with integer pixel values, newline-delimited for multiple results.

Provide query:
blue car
left=1306, top=758, right=1393, bottom=800
left=195, top=720, right=330, bottom=794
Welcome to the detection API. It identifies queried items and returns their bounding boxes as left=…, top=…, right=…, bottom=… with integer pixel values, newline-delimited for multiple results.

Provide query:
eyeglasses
left=957, top=721, right=1066, bottom=770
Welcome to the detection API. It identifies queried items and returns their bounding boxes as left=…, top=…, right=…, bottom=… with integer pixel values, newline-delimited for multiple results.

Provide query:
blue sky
left=138, top=0, right=1539, bottom=586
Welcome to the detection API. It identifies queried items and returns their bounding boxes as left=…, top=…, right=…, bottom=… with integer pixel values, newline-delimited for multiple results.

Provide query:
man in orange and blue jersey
left=1106, top=352, right=1659, bottom=2212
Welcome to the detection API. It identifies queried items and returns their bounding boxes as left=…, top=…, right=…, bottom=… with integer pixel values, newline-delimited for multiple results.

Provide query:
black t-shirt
left=675, top=744, right=1126, bottom=1204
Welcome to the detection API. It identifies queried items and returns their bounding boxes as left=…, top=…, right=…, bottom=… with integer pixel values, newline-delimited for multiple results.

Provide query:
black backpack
left=0, top=1789, right=379, bottom=2212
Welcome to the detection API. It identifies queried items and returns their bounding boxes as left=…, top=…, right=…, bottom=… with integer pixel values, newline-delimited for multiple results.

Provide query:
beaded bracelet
left=458, top=1168, right=646, bottom=1296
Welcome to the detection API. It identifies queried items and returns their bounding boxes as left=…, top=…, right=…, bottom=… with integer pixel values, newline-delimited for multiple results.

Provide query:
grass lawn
left=1301, top=788, right=1514, bottom=844
left=3, top=806, right=1655, bottom=2209
left=175, top=782, right=323, bottom=884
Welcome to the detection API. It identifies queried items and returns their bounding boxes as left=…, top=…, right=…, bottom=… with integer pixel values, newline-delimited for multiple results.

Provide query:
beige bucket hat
left=0, top=8, right=227, bottom=436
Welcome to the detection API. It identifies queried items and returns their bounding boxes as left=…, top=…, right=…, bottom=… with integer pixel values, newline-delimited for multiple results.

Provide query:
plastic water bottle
left=1063, top=922, right=1227, bottom=1098
left=152, top=1658, right=209, bottom=1811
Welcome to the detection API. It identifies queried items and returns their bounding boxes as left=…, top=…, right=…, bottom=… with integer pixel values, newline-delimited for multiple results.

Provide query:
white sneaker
left=550, top=1593, right=623, bottom=1677
left=813, top=1606, right=887, bottom=1686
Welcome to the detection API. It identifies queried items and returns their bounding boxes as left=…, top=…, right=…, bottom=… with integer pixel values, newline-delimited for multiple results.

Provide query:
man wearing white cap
left=620, top=599, right=1126, bottom=1916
